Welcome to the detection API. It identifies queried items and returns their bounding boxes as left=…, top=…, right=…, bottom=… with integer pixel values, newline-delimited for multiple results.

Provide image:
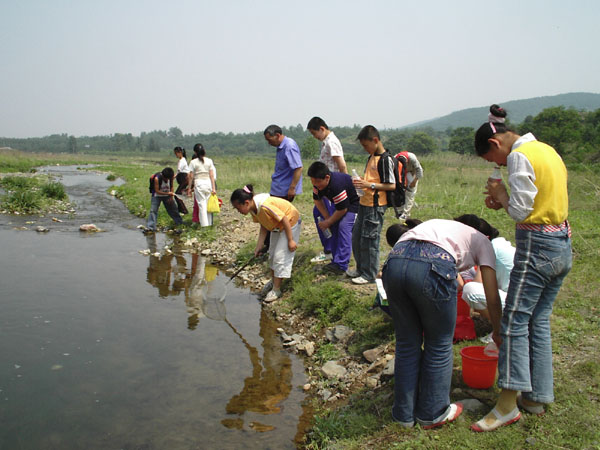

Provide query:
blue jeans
left=498, top=227, right=572, bottom=403
left=147, top=195, right=183, bottom=231
left=352, top=204, right=386, bottom=281
left=382, top=240, right=457, bottom=425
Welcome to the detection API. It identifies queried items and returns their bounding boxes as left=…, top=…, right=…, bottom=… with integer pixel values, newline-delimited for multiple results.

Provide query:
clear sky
left=1, top=0, right=599, bottom=138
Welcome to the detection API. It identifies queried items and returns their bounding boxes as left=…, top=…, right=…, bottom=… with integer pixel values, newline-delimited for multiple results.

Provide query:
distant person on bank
left=145, top=167, right=183, bottom=233
left=307, top=161, right=358, bottom=275
left=187, top=143, right=216, bottom=227
left=394, top=151, right=423, bottom=221
left=173, top=146, right=190, bottom=215
left=307, top=116, right=348, bottom=264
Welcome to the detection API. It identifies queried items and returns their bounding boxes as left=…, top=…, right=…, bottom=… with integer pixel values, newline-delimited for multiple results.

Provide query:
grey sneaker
left=260, top=280, right=273, bottom=297
left=263, top=290, right=281, bottom=303
left=345, top=269, right=359, bottom=278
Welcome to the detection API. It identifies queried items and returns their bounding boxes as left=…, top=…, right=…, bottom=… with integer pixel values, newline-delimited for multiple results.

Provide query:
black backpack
left=148, top=172, right=161, bottom=194
left=374, top=152, right=406, bottom=218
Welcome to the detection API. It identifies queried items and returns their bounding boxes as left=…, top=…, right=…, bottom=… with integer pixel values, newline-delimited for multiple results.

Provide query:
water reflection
left=143, top=242, right=297, bottom=435
left=221, top=309, right=293, bottom=433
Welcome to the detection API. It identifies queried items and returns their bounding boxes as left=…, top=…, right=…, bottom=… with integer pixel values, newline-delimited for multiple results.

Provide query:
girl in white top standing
left=187, top=143, right=216, bottom=227
left=173, top=146, right=190, bottom=214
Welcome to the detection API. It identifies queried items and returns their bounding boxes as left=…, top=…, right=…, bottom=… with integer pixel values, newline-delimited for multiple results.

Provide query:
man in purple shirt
left=264, top=125, right=303, bottom=201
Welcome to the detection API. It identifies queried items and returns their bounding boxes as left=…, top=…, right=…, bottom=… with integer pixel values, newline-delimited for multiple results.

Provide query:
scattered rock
left=79, top=224, right=99, bottom=232
left=303, top=383, right=311, bottom=391
left=363, top=347, right=384, bottom=363
left=201, top=249, right=211, bottom=256
left=365, top=376, right=379, bottom=388
left=460, top=398, right=486, bottom=413
left=525, top=437, right=537, bottom=446
left=333, top=325, right=353, bottom=342
left=382, top=358, right=395, bottom=376
left=303, top=341, right=315, bottom=357
left=320, top=389, right=333, bottom=402
left=322, top=361, right=347, bottom=379
left=36, top=226, right=49, bottom=233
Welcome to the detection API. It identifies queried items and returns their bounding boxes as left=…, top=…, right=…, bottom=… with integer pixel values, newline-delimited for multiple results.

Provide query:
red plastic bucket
left=460, top=345, right=498, bottom=389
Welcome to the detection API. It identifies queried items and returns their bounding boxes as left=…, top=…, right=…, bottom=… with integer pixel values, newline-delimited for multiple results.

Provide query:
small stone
left=382, top=358, right=395, bottom=376
left=201, top=249, right=211, bottom=256
left=79, top=224, right=98, bottom=232
left=363, top=348, right=383, bottom=363
left=333, top=325, right=352, bottom=341
left=303, top=384, right=311, bottom=391
left=36, top=226, right=49, bottom=233
left=320, top=389, right=332, bottom=402
left=365, top=376, right=379, bottom=388
left=321, top=361, right=347, bottom=379
left=460, top=398, right=486, bottom=413
left=526, top=437, right=537, bottom=446
left=304, top=341, right=315, bottom=357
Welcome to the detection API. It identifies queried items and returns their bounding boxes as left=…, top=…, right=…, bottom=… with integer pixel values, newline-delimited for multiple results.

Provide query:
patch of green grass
left=106, top=173, right=117, bottom=181
left=314, top=342, right=342, bottom=365
left=2, top=189, right=41, bottom=213
left=40, top=181, right=67, bottom=200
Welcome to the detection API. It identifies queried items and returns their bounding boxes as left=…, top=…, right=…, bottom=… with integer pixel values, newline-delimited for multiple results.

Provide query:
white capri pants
left=462, top=281, right=507, bottom=311
left=269, top=221, right=301, bottom=279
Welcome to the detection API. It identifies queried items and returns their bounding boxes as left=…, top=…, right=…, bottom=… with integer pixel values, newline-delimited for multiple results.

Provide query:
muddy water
left=0, top=166, right=309, bottom=449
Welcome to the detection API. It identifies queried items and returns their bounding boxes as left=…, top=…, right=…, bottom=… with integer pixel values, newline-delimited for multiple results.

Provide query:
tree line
left=2, top=107, right=598, bottom=164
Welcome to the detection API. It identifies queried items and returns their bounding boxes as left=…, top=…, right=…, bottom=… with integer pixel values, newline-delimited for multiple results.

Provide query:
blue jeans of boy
left=382, top=240, right=457, bottom=425
left=147, top=195, right=183, bottom=231
left=351, top=204, right=386, bottom=281
left=498, top=227, right=572, bottom=403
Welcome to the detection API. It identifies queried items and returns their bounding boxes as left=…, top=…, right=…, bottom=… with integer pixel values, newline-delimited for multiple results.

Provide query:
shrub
left=2, top=189, right=41, bottom=212
left=41, top=181, right=67, bottom=200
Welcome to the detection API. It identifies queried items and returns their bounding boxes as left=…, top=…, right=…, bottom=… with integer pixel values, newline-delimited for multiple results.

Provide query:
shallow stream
left=0, top=166, right=309, bottom=449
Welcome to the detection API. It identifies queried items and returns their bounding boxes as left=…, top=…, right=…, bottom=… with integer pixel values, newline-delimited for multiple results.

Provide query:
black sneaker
left=322, top=262, right=345, bottom=275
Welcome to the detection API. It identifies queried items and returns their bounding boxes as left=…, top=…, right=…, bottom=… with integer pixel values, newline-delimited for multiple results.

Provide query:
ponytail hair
left=193, top=143, right=206, bottom=163
left=385, top=218, right=422, bottom=247
left=174, top=146, right=187, bottom=159
left=230, top=184, right=254, bottom=204
left=474, top=104, right=511, bottom=156
left=454, top=214, right=499, bottom=240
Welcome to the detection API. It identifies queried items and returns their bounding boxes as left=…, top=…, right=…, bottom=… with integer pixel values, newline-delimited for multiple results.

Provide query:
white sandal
left=471, top=406, right=521, bottom=432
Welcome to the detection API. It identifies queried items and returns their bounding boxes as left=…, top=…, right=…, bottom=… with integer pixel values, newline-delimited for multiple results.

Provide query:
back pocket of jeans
left=423, top=262, right=457, bottom=301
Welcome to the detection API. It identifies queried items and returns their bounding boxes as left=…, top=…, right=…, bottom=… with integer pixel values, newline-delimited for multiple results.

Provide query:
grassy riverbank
left=2, top=149, right=599, bottom=448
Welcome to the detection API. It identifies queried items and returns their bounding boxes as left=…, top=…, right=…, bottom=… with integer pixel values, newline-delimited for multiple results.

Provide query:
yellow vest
left=513, top=141, right=568, bottom=225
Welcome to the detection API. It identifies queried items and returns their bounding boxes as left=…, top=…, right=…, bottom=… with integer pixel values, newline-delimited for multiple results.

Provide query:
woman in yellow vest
left=471, top=104, right=572, bottom=431
left=230, top=185, right=301, bottom=303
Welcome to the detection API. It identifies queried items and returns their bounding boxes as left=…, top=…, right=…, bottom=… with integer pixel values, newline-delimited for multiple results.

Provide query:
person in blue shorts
left=307, top=161, right=358, bottom=275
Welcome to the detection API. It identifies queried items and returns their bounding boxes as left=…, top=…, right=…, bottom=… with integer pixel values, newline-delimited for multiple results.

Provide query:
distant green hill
left=405, top=92, right=600, bottom=131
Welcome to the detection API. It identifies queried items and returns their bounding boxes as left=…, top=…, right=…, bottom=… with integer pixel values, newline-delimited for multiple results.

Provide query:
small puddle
left=0, top=166, right=310, bottom=449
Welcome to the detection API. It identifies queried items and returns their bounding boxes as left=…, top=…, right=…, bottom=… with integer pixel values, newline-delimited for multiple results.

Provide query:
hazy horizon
left=2, top=0, right=600, bottom=139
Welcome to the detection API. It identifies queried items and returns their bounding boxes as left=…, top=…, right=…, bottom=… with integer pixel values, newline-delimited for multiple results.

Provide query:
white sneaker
left=398, top=213, right=407, bottom=222
left=345, top=269, right=359, bottom=278
left=310, top=252, right=333, bottom=263
left=263, top=290, right=281, bottom=303
left=352, top=276, right=372, bottom=285
left=260, top=280, right=273, bottom=297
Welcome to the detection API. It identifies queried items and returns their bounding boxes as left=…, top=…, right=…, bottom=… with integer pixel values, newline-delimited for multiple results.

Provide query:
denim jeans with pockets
left=382, top=240, right=457, bottom=425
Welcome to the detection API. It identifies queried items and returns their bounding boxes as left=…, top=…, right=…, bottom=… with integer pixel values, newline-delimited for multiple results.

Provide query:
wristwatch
left=370, top=183, right=376, bottom=190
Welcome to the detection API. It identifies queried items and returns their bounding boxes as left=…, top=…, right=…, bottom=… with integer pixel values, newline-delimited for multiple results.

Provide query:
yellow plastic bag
left=207, top=193, right=220, bottom=213
left=204, top=265, right=218, bottom=282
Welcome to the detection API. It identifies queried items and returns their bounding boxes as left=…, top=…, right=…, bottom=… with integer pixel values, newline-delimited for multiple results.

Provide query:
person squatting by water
left=349, top=125, right=396, bottom=285
left=230, top=185, right=301, bottom=303
left=382, top=219, right=503, bottom=429
left=173, top=146, right=190, bottom=215
left=307, top=161, right=358, bottom=275
left=145, top=167, right=183, bottom=233
left=471, top=104, right=572, bottom=431
left=187, top=143, right=217, bottom=227
left=307, top=116, right=348, bottom=264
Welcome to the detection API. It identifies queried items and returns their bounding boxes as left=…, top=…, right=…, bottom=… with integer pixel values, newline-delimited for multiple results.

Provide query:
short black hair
left=385, top=219, right=422, bottom=247
left=161, top=167, right=175, bottom=179
left=264, top=124, right=283, bottom=136
left=307, top=117, right=328, bottom=131
left=230, top=184, right=254, bottom=204
left=307, top=161, right=331, bottom=179
left=357, top=125, right=380, bottom=141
